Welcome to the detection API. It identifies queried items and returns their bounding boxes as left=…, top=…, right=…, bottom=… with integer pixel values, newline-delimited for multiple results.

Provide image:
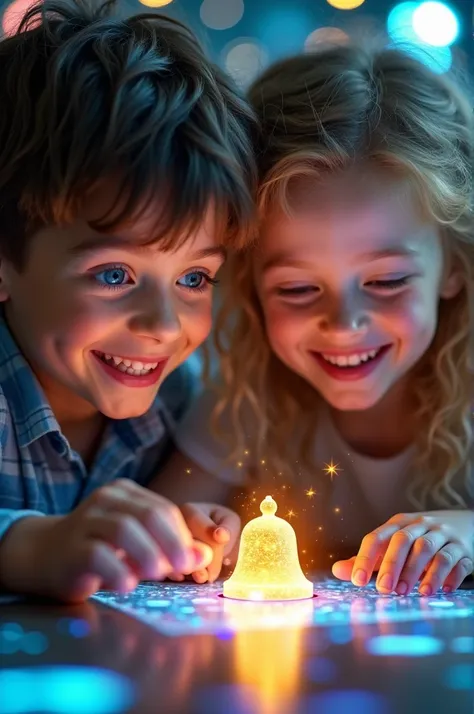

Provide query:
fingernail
left=353, top=569, right=367, bottom=586
left=419, top=584, right=432, bottom=596
left=214, top=527, right=229, bottom=540
left=443, top=586, right=453, bottom=593
left=378, top=573, right=393, bottom=591
left=396, top=581, right=408, bottom=595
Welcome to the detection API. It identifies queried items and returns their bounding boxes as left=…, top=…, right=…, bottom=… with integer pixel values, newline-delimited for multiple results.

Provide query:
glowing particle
left=305, top=487, right=316, bottom=498
left=185, top=468, right=192, bottom=474
left=334, top=507, right=341, bottom=513
left=260, top=459, right=266, bottom=465
left=324, top=460, right=341, bottom=479
left=237, top=462, right=243, bottom=468
left=287, top=509, right=296, bottom=520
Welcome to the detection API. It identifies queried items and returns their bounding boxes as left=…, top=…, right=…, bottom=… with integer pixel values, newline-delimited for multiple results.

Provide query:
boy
left=0, top=0, right=256, bottom=602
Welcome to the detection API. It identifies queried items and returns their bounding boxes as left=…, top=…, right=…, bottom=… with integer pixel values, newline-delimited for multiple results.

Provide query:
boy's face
left=0, top=185, right=224, bottom=419
left=255, top=166, right=461, bottom=412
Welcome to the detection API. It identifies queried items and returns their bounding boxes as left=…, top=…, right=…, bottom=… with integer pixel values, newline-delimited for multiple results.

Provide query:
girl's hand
left=332, top=511, right=474, bottom=595
left=169, top=503, right=241, bottom=584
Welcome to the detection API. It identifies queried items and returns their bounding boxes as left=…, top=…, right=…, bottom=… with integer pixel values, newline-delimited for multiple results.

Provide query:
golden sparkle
left=334, top=507, right=340, bottom=513
left=305, top=487, right=316, bottom=499
left=286, top=509, right=296, bottom=520
left=185, top=468, right=192, bottom=474
left=323, top=460, right=341, bottom=480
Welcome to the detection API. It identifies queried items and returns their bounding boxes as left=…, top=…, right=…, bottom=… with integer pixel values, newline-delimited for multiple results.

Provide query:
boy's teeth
left=98, top=352, right=159, bottom=375
left=321, top=348, right=380, bottom=367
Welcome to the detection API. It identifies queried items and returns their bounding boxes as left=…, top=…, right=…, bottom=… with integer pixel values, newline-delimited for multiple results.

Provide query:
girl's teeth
left=321, top=348, right=381, bottom=367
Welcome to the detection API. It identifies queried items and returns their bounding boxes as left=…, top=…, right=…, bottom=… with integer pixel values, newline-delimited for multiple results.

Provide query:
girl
left=154, top=43, right=474, bottom=596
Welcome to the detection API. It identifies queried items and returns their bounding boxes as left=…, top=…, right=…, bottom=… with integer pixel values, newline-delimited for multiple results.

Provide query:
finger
left=188, top=540, right=213, bottom=574
left=180, top=505, right=229, bottom=581
left=167, top=572, right=185, bottom=583
left=419, top=546, right=469, bottom=595
left=192, top=569, right=209, bottom=584
left=376, top=522, right=435, bottom=594
left=86, top=513, right=173, bottom=580
left=442, top=557, right=474, bottom=593
left=391, top=527, right=449, bottom=595
left=332, top=556, right=356, bottom=581
left=209, top=508, right=241, bottom=556
left=75, top=541, right=134, bottom=596
left=93, top=484, right=196, bottom=572
left=351, top=523, right=404, bottom=586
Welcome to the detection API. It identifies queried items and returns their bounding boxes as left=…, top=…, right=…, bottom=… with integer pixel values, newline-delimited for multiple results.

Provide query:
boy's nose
left=128, top=299, right=182, bottom=343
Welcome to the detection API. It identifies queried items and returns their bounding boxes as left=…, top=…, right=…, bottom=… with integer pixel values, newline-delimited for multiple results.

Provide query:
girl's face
left=255, top=166, right=461, bottom=412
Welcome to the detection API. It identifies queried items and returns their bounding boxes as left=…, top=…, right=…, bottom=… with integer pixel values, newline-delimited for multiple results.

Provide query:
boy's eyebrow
left=68, top=236, right=227, bottom=262
left=262, top=247, right=418, bottom=271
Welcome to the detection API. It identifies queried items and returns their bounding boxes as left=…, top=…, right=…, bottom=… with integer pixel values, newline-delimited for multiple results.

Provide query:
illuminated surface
left=0, top=666, right=136, bottom=714
left=94, top=579, right=474, bottom=637
left=223, top=496, right=313, bottom=601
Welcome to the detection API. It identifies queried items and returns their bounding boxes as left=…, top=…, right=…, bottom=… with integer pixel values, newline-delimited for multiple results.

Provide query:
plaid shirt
left=0, top=313, right=195, bottom=541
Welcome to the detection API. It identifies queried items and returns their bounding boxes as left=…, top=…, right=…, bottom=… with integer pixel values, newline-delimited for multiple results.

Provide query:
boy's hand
left=0, top=479, right=213, bottom=603
left=168, top=503, right=241, bottom=584
left=332, top=511, right=474, bottom=595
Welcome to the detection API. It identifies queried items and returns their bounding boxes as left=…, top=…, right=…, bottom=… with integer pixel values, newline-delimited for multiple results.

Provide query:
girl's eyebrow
left=359, top=247, right=419, bottom=262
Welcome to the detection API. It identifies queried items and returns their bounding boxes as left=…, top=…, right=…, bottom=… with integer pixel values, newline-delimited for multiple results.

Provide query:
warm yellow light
left=139, top=0, right=174, bottom=7
left=305, top=487, right=316, bottom=498
left=324, top=460, right=340, bottom=479
left=326, top=0, right=365, bottom=9
left=223, top=495, right=313, bottom=601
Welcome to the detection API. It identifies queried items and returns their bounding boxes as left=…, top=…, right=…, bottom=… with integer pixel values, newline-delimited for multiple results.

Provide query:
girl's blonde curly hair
left=212, top=44, right=474, bottom=509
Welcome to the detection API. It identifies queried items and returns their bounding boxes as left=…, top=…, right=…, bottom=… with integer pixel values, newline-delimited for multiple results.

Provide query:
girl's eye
left=94, top=266, right=132, bottom=289
left=366, top=277, right=410, bottom=290
left=277, top=285, right=319, bottom=297
left=177, top=271, right=219, bottom=292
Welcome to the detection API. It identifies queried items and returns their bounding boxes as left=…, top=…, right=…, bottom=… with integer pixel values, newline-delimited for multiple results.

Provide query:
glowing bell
left=223, top=495, right=313, bottom=601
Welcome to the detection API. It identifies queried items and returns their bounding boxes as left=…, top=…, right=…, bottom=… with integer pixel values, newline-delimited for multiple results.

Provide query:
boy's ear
left=440, top=264, right=463, bottom=300
left=0, top=258, right=11, bottom=302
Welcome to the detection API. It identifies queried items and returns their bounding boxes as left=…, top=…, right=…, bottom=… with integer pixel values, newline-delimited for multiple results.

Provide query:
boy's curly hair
left=0, top=0, right=257, bottom=267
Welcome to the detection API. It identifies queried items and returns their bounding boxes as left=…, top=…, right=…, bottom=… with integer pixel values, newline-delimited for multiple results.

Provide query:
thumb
left=332, top=556, right=356, bottom=581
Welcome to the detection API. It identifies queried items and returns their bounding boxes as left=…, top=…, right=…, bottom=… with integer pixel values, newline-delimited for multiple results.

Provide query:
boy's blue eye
left=179, top=272, right=205, bottom=289
left=177, top=271, right=218, bottom=291
left=95, top=267, right=128, bottom=286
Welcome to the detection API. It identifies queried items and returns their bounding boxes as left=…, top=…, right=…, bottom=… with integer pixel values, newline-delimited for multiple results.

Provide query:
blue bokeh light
left=387, top=1, right=453, bottom=73
left=0, top=666, right=136, bottom=714
left=387, top=2, right=420, bottom=44
left=366, top=634, right=444, bottom=657
left=412, top=1, right=459, bottom=47
left=450, top=636, right=474, bottom=654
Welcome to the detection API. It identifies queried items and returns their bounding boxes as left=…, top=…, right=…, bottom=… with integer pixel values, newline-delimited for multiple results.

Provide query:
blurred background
left=1, top=0, right=473, bottom=85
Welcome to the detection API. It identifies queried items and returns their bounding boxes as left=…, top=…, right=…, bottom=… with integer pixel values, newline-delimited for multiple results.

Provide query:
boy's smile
left=0, top=184, right=224, bottom=423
